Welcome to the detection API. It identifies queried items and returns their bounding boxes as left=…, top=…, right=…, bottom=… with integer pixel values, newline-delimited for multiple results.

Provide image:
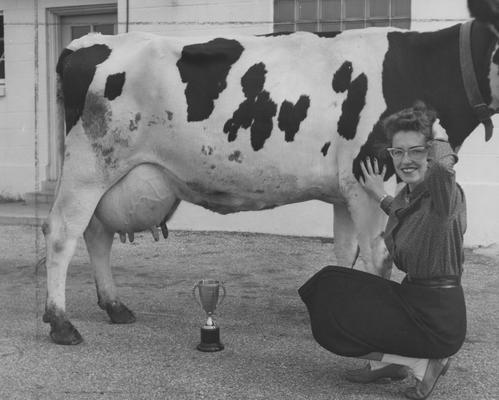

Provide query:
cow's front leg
left=84, top=215, right=136, bottom=324
left=348, top=189, right=392, bottom=277
left=333, top=203, right=360, bottom=267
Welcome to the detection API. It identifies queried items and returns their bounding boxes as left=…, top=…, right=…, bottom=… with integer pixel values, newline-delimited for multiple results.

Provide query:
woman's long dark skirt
left=298, top=266, right=466, bottom=359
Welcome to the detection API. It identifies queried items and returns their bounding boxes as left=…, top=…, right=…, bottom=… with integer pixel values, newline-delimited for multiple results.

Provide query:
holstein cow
left=44, top=19, right=499, bottom=345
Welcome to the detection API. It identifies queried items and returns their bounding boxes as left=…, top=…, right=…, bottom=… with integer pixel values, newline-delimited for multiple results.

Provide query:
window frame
left=0, top=12, right=5, bottom=85
left=274, top=0, right=411, bottom=33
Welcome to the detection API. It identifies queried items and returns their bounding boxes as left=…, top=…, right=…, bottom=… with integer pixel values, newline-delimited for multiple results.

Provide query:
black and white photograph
left=0, top=0, right=498, bottom=399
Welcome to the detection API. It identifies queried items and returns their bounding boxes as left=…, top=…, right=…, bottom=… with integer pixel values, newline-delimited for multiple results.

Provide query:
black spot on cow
left=176, top=38, right=244, bottom=121
left=250, top=91, right=277, bottom=151
left=57, top=44, right=112, bottom=134
left=82, top=92, right=111, bottom=139
left=278, top=95, right=310, bottom=142
left=337, top=73, right=368, bottom=140
left=223, top=63, right=278, bottom=151
left=101, top=147, right=114, bottom=157
left=228, top=150, right=243, bottom=163
left=166, top=110, right=173, bottom=121
left=332, top=61, right=353, bottom=93
left=104, top=72, right=126, bottom=100
left=129, top=113, right=141, bottom=131
left=321, top=142, right=331, bottom=156
left=201, top=145, right=214, bottom=156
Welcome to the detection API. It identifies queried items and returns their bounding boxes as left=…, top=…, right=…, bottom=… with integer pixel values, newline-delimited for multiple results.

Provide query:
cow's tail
left=350, top=245, right=360, bottom=268
left=54, top=49, right=74, bottom=180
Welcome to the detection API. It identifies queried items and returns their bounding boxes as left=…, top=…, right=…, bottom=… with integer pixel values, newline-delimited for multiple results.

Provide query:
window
left=0, top=13, right=4, bottom=81
left=274, top=0, right=410, bottom=33
left=70, top=22, right=116, bottom=41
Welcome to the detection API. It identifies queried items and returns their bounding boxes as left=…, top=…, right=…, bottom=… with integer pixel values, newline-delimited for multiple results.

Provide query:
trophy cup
left=192, top=279, right=226, bottom=352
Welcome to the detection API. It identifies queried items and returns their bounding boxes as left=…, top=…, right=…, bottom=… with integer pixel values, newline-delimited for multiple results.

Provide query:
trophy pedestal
left=197, top=326, right=224, bottom=352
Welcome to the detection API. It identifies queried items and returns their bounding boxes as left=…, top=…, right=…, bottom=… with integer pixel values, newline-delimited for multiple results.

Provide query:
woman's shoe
left=404, top=358, right=451, bottom=399
left=345, top=363, right=408, bottom=383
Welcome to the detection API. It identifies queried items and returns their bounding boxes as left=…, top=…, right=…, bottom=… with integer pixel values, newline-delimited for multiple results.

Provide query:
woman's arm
left=425, top=120, right=459, bottom=217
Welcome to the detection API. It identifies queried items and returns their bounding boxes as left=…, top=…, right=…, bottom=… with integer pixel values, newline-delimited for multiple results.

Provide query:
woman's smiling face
left=390, top=130, right=429, bottom=190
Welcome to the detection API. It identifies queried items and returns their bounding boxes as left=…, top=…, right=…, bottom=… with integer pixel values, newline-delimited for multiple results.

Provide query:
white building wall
left=0, top=1, right=37, bottom=199
left=120, top=0, right=273, bottom=36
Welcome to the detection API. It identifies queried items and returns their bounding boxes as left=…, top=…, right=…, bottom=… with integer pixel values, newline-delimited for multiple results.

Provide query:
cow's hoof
left=105, top=301, right=136, bottom=324
left=49, top=319, right=83, bottom=345
left=43, top=308, right=83, bottom=345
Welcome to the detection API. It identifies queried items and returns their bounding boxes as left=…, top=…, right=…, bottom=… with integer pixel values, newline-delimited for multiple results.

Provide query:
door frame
left=45, top=3, right=117, bottom=182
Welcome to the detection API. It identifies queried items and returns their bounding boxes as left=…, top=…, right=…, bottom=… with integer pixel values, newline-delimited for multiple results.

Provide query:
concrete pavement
left=0, top=201, right=49, bottom=226
left=0, top=208, right=498, bottom=399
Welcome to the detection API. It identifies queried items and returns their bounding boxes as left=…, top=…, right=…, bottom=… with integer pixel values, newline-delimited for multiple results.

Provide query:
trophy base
left=197, top=326, right=224, bottom=352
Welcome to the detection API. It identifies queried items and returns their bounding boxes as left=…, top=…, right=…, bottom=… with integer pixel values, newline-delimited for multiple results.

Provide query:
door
left=45, top=10, right=117, bottom=187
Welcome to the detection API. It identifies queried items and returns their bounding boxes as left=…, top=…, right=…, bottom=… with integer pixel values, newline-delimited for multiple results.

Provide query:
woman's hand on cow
left=432, top=118, right=449, bottom=142
left=358, top=157, right=387, bottom=202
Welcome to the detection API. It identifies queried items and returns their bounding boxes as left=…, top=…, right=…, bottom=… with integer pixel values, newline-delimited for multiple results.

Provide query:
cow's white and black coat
left=43, top=21, right=499, bottom=344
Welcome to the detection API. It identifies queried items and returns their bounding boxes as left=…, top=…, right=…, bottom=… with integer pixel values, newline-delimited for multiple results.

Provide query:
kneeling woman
left=299, top=103, right=467, bottom=400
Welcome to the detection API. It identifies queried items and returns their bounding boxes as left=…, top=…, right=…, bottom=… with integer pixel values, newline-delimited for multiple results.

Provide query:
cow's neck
left=383, top=21, right=496, bottom=148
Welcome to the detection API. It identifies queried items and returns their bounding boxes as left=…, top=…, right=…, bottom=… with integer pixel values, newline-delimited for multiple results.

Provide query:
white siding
left=0, top=1, right=36, bottom=198
left=122, top=0, right=273, bottom=35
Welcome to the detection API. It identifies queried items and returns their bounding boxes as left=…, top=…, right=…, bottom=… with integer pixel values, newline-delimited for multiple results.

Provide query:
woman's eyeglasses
left=386, top=146, right=428, bottom=161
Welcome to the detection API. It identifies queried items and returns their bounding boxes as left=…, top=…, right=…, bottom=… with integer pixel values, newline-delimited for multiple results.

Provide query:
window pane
left=275, top=0, right=295, bottom=21
left=298, top=0, right=317, bottom=20
left=0, top=15, right=4, bottom=79
left=391, top=18, right=410, bottom=29
left=391, top=0, right=411, bottom=17
left=296, top=22, right=317, bottom=32
left=274, top=22, right=295, bottom=32
left=71, top=25, right=91, bottom=40
left=345, top=0, right=365, bottom=18
left=369, top=0, right=389, bottom=17
left=320, top=21, right=341, bottom=31
left=93, top=24, right=115, bottom=35
left=344, top=20, right=365, bottom=30
left=368, top=19, right=389, bottom=27
left=321, top=0, right=341, bottom=21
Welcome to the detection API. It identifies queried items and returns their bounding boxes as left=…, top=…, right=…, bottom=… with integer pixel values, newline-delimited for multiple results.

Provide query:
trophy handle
left=192, top=281, right=203, bottom=308
left=218, top=282, right=226, bottom=307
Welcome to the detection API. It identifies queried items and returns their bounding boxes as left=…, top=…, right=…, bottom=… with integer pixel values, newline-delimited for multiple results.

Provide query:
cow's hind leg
left=84, top=215, right=136, bottom=324
left=43, top=187, right=106, bottom=345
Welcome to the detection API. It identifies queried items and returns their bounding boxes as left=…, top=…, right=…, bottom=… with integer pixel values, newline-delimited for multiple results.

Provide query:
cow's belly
left=94, top=157, right=339, bottom=233
left=164, top=152, right=339, bottom=213
left=95, top=164, right=177, bottom=232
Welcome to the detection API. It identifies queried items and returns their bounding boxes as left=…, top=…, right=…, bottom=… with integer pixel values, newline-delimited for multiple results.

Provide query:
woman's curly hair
left=383, top=101, right=437, bottom=143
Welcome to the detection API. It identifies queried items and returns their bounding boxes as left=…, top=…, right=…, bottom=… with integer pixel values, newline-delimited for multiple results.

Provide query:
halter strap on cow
left=459, top=20, right=494, bottom=141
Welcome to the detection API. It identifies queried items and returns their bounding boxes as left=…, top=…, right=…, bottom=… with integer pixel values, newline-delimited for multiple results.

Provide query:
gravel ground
left=0, top=225, right=498, bottom=400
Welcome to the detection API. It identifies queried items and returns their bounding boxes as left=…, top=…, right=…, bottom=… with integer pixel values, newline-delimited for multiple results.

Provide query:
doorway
left=45, top=5, right=117, bottom=191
